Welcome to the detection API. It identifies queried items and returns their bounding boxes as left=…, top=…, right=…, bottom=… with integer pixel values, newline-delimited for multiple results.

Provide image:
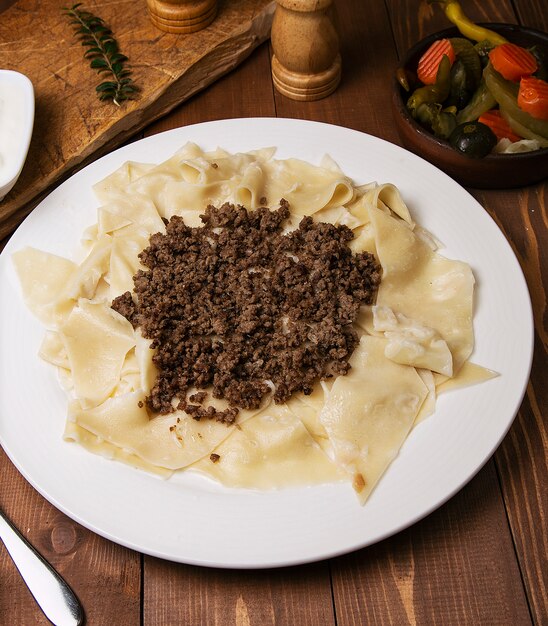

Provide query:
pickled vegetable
left=404, top=5, right=546, bottom=157
left=396, top=67, right=412, bottom=92
left=484, top=63, right=548, bottom=138
left=489, top=43, right=538, bottom=82
left=449, top=122, right=497, bottom=157
left=478, top=110, right=521, bottom=141
left=456, top=80, right=497, bottom=123
left=407, top=55, right=452, bottom=113
left=417, top=39, right=456, bottom=85
left=448, top=59, right=474, bottom=109
left=416, top=103, right=457, bottom=139
left=475, top=40, right=496, bottom=66
left=450, top=37, right=482, bottom=86
left=499, top=108, right=548, bottom=147
left=518, top=76, right=548, bottom=121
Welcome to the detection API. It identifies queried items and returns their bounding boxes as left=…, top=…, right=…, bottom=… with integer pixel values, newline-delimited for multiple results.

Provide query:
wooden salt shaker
left=147, top=0, right=217, bottom=34
left=271, top=0, right=341, bottom=101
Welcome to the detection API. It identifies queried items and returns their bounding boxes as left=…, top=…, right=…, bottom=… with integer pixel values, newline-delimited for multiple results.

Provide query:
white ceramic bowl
left=0, top=70, right=35, bottom=201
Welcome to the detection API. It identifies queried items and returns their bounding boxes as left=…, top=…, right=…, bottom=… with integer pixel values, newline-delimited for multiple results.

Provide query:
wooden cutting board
left=0, top=0, right=275, bottom=239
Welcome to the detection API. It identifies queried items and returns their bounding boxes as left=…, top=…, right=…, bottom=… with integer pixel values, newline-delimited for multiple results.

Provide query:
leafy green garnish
left=63, top=3, right=138, bottom=106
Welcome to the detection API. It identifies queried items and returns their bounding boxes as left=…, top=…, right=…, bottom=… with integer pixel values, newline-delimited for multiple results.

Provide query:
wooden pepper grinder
left=147, top=0, right=217, bottom=34
left=271, top=0, right=341, bottom=101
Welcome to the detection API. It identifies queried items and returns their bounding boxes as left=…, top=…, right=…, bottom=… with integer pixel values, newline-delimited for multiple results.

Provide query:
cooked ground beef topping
left=112, top=200, right=381, bottom=423
left=189, top=391, right=207, bottom=404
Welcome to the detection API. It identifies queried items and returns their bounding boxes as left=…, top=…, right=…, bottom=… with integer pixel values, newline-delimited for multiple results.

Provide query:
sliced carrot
left=518, top=76, right=548, bottom=121
left=417, top=39, right=456, bottom=85
left=488, top=43, right=537, bottom=82
left=478, top=109, right=522, bottom=142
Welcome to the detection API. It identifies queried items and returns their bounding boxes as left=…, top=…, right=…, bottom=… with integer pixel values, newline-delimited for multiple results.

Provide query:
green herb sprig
left=63, top=3, right=138, bottom=106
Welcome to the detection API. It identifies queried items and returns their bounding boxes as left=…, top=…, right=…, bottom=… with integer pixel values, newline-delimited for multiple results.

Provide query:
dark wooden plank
left=0, top=449, right=141, bottom=625
left=142, top=42, right=276, bottom=135
left=142, top=41, right=336, bottom=626
left=144, top=560, right=335, bottom=625
left=472, top=185, right=548, bottom=625
left=513, top=0, right=548, bottom=32
left=271, top=0, right=401, bottom=144
left=331, top=461, right=532, bottom=626
left=496, top=366, right=548, bottom=626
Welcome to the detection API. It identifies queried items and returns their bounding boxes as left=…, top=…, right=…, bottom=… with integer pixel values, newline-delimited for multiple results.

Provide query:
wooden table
left=1, top=1, right=546, bottom=624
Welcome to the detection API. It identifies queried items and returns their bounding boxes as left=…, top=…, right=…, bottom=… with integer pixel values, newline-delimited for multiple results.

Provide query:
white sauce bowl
left=0, top=70, right=35, bottom=201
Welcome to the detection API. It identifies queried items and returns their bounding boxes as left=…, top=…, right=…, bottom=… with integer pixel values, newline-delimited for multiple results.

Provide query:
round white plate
left=0, top=118, right=533, bottom=568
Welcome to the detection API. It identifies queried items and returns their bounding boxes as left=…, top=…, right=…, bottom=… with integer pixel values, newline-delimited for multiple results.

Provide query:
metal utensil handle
left=0, top=508, right=84, bottom=626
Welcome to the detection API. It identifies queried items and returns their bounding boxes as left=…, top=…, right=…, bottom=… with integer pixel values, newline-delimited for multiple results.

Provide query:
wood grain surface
left=1, top=0, right=546, bottom=625
left=0, top=0, right=275, bottom=240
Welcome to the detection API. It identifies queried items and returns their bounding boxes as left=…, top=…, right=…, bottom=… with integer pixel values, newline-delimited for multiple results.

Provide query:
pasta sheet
left=13, top=144, right=495, bottom=504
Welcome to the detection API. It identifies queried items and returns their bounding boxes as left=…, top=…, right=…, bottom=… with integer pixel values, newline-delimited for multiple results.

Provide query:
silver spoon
left=0, top=507, right=84, bottom=626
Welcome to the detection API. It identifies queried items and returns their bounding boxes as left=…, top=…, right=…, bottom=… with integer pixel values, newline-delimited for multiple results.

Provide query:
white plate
left=0, top=119, right=533, bottom=568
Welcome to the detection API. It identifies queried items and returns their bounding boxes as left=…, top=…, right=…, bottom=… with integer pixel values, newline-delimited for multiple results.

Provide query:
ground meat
left=111, top=200, right=381, bottom=423
left=189, top=391, right=207, bottom=404
left=111, top=291, right=136, bottom=326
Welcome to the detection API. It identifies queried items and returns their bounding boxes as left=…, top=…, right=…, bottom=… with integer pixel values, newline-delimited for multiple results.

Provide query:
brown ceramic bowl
left=391, top=24, right=548, bottom=188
